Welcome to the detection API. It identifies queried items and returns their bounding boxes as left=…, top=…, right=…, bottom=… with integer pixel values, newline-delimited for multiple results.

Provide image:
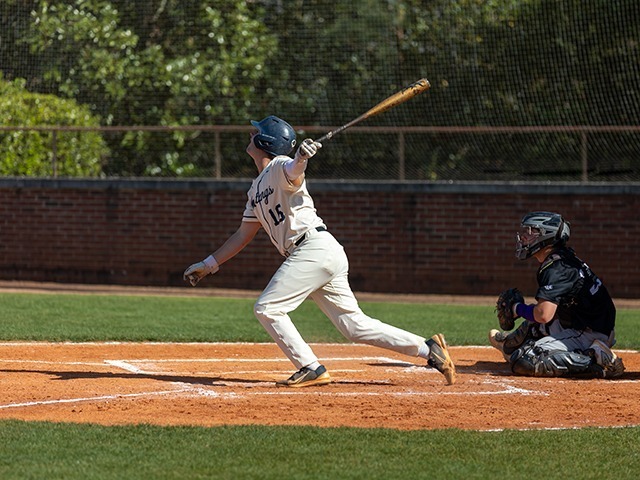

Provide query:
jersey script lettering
left=252, top=185, right=275, bottom=207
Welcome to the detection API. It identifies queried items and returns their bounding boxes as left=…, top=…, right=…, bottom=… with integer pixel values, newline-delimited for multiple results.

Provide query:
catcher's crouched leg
left=489, top=321, right=545, bottom=361
left=488, top=329, right=511, bottom=361
left=509, top=342, right=603, bottom=378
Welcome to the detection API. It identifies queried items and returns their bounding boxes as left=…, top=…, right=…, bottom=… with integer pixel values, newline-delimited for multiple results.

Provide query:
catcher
left=490, top=211, right=624, bottom=378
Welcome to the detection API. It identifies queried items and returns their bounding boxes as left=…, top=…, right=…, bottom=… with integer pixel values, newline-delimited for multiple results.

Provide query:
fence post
left=51, top=129, right=58, bottom=178
left=581, top=131, right=588, bottom=182
left=214, top=131, right=221, bottom=179
left=398, top=131, right=405, bottom=180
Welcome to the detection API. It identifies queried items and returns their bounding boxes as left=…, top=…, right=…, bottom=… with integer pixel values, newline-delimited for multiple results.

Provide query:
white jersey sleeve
left=243, top=156, right=325, bottom=256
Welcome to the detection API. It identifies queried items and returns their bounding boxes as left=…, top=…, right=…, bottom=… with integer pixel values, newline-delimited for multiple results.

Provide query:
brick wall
left=1, top=179, right=638, bottom=298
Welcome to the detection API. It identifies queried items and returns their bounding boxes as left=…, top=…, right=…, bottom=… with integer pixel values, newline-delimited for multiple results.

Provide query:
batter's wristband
left=515, top=303, right=536, bottom=323
left=203, top=255, right=220, bottom=274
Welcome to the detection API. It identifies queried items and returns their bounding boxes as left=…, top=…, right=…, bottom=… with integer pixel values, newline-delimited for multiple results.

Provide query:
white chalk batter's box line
left=105, top=358, right=406, bottom=377
left=0, top=356, right=420, bottom=371
left=1, top=343, right=637, bottom=411
left=0, top=356, right=551, bottom=413
left=0, top=356, right=450, bottom=380
left=0, top=379, right=545, bottom=412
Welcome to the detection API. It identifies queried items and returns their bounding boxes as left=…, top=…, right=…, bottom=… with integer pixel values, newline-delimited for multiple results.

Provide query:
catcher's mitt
left=495, top=287, right=525, bottom=331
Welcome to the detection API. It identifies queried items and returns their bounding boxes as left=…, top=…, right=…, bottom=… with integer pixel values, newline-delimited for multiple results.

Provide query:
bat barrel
left=314, top=78, right=430, bottom=144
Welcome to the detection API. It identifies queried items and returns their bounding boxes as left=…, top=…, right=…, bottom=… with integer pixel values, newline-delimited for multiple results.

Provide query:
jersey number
left=268, top=204, right=285, bottom=226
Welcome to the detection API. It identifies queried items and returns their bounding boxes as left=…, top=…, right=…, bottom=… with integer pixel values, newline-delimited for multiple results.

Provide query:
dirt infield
left=2, top=281, right=639, bottom=431
left=2, top=342, right=639, bottom=431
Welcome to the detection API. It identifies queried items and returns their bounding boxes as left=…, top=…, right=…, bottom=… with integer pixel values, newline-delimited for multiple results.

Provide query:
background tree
left=24, top=0, right=278, bottom=176
left=0, top=75, right=108, bottom=177
left=0, top=0, right=637, bottom=180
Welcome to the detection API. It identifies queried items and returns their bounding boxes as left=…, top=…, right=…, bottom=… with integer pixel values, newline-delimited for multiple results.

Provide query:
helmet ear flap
left=555, top=219, right=564, bottom=241
left=556, top=219, right=571, bottom=244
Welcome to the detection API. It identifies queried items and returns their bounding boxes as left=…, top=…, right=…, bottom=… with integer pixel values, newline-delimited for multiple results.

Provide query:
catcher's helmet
left=516, top=211, right=570, bottom=260
left=250, top=116, right=296, bottom=157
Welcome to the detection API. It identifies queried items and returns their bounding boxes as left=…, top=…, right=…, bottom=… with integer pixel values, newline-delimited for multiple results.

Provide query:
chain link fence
left=1, top=1, right=639, bottom=182
left=1, top=125, right=639, bottom=181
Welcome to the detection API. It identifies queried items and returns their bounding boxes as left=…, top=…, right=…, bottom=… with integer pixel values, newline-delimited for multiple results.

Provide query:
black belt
left=294, top=226, right=327, bottom=246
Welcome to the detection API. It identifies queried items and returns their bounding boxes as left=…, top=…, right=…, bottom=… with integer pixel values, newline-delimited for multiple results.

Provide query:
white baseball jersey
left=242, top=156, right=426, bottom=372
left=242, top=156, right=325, bottom=256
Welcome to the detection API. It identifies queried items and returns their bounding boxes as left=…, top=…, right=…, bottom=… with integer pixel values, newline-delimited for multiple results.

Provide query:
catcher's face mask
left=515, top=226, right=543, bottom=260
left=515, top=211, right=571, bottom=260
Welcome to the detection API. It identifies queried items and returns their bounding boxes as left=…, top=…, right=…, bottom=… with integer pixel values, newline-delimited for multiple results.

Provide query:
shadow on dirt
left=0, top=368, right=260, bottom=386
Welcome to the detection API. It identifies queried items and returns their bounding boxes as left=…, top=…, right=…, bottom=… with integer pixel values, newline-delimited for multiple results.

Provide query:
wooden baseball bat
left=316, top=78, right=430, bottom=143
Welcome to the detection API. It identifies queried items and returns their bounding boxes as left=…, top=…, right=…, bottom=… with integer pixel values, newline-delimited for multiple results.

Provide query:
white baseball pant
left=254, top=229, right=426, bottom=369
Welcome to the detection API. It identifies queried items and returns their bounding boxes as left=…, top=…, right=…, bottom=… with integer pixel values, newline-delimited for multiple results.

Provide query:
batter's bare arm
left=183, top=221, right=262, bottom=286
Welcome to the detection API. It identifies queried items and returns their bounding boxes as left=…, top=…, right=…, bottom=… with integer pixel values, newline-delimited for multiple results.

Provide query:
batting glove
left=295, top=138, right=322, bottom=161
left=183, top=255, right=219, bottom=286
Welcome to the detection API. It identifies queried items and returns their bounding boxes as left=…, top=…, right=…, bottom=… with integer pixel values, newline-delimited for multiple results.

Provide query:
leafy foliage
left=21, top=0, right=277, bottom=176
left=0, top=0, right=638, bottom=178
left=0, top=75, right=107, bottom=176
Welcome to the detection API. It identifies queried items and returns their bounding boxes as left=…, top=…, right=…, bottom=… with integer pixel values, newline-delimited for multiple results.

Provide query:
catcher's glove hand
left=495, top=287, right=525, bottom=331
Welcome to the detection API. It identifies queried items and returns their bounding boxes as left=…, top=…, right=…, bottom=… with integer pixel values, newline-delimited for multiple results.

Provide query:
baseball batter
left=184, top=115, right=456, bottom=387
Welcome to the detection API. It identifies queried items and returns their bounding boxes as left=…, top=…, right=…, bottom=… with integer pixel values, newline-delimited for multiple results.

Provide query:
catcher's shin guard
left=510, top=344, right=601, bottom=378
left=489, top=321, right=547, bottom=362
left=502, top=320, right=540, bottom=355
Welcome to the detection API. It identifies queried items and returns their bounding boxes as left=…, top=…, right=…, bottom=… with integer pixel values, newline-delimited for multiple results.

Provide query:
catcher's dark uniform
left=509, top=247, right=618, bottom=377
left=536, top=247, right=615, bottom=336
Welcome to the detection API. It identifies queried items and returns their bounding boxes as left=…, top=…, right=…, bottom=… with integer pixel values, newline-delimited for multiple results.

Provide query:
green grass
left=1, top=292, right=639, bottom=347
left=0, top=421, right=639, bottom=480
left=0, top=293, right=265, bottom=342
left=1, top=291, right=639, bottom=479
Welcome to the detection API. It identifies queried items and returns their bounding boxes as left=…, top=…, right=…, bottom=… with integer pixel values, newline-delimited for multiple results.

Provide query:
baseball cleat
left=425, top=334, right=456, bottom=385
left=276, top=364, right=331, bottom=388
left=488, top=328, right=506, bottom=348
left=488, top=329, right=511, bottom=361
left=587, top=340, right=625, bottom=379
left=602, top=357, right=625, bottom=378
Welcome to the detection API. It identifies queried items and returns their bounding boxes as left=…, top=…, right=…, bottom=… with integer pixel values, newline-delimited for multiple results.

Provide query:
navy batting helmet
left=251, top=116, right=296, bottom=157
left=515, top=211, right=571, bottom=260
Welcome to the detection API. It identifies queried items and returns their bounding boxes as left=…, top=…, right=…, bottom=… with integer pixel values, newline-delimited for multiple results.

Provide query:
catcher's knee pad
left=503, top=321, right=541, bottom=355
left=509, top=343, right=538, bottom=376
left=510, top=344, right=599, bottom=377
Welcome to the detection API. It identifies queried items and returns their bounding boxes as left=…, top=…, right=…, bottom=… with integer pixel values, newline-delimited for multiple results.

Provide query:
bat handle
left=315, top=131, right=333, bottom=143
left=315, top=120, right=356, bottom=144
